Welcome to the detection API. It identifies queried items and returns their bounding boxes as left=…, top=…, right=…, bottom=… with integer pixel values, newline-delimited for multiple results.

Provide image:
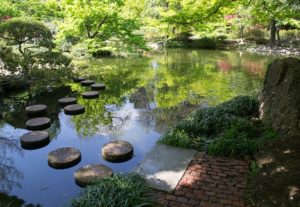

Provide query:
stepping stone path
left=58, top=97, right=77, bottom=106
left=81, top=80, right=95, bottom=86
left=25, top=117, right=51, bottom=130
left=64, top=104, right=85, bottom=115
left=48, top=147, right=81, bottom=169
left=82, top=91, right=99, bottom=99
left=74, top=164, right=113, bottom=187
left=102, top=140, right=133, bottom=162
left=73, top=77, right=85, bottom=83
left=20, top=131, right=50, bottom=149
left=25, top=104, right=47, bottom=116
left=91, top=83, right=106, bottom=90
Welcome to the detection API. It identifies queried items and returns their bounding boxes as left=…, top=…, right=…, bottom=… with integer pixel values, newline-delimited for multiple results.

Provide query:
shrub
left=195, top=37, right=218, bottom=49
left=244, top=28, right=266, bottom=41
left=71, top=174, right=155, bottom=207
left=89, top=49, right=112, bottom=58
left=208, top=127, right=258, bottom=159
left=159, top=96, right=263, bottom=159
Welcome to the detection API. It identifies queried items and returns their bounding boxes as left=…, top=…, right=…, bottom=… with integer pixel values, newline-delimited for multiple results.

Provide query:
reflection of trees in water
left=0, top=192, right=43, bottom=207
left=1, top=87, right=74, bottom=140
left=0, top=136, right=23, bottom=193
left=69, top=50, right=271, bottom=136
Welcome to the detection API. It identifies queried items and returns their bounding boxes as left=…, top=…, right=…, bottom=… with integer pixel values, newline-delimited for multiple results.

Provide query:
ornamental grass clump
left=71, top=174, right=155, bottom=207
left=159, top=96, right=268, bottom=159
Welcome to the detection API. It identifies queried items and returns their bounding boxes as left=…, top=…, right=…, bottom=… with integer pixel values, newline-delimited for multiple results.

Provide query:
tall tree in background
left=251, top=0, right=300, bottom=48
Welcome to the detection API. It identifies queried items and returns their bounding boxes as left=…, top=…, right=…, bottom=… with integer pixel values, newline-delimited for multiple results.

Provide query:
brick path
left=152, top=153, right=249, bottom=207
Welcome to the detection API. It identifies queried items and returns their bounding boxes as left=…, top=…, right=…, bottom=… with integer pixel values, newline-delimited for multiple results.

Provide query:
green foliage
left=71, top=174, right=155, bottom=207
left=0, top=17, right=54, bottom=51
left=208, top=127, right=258, bottom=159
left=195, top=37, right=218, bottom=49
left=55, top=0, right=147, bottom=55
left=159, top=96, right=264, bottom=159
left=0, top=17, right=72, bottom=91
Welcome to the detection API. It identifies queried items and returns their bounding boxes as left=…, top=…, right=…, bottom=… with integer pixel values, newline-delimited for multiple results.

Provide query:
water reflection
left=0, top=135, right=23, bottom=193
left=0, top=49, right=278, bottom=206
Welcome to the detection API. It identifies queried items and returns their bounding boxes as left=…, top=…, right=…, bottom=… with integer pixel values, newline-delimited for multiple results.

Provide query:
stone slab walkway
left=152, top=153, right=249, bottom=207
left=133, top=144, right=196, bottom=191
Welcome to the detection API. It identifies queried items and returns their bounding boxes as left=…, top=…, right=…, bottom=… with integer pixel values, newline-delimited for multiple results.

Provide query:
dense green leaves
left=71, top=174, right=155, bottom=207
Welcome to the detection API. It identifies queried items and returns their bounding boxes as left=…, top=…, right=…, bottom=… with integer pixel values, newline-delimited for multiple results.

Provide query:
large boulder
left=259, top=57, right=300, bottom=136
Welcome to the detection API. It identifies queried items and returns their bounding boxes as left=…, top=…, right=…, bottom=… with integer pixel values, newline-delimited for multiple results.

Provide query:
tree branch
left=86, top=15, right=109, bottom=38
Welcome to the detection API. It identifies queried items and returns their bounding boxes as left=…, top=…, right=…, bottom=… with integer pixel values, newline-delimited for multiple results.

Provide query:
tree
left=250, top=0, right=300, bottom=48
left=56, top=0, right=147, bottom=53
left=0, top=18, right=72, bottom=87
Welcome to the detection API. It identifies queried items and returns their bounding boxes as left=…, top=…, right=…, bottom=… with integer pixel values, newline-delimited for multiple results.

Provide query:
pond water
left=0, top=49, right=277, bottom=207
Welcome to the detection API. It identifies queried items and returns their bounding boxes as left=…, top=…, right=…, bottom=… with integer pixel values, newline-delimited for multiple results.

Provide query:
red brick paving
left=152, top=153, right=249, bottom=207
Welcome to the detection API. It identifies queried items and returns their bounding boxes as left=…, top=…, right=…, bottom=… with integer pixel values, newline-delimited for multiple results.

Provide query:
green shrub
left=159, top=96, right=263, bottom=159
left=71, top=174, right=155, bottom=207
left=208, top=127, right=258, bottom=159
left=244, top=28, right=266, bottom=41
left=89, top=49, right=112, bottom=58
left=195, top=37, right=218, bottom=49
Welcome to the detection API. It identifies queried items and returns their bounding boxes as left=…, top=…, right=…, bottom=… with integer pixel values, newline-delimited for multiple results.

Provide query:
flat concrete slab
left=133, top=144, right=196, bottom=192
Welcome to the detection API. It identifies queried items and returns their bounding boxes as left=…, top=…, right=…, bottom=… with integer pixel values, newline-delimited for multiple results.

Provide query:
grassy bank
left=159, top=96, right=277, bottom=160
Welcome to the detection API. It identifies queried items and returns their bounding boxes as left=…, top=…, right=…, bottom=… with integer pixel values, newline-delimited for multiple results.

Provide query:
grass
left=71, top=174, right=155, bottom=207
left=159, top=96, right=277, bottom=160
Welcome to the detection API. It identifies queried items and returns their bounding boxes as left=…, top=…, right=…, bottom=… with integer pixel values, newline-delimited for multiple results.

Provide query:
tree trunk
left=270, top=19, right=276, bottom=48
left=276, top=29, right=281, bottom=46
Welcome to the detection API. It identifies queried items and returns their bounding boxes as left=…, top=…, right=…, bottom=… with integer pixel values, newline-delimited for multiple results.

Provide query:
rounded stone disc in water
left=102, top=140, right=133, bottom=162
left=74, top=77, right=86, bottom=83
left=25, top=104, right=47, bottom=116
left=74, top=164, right=113, bottom=187
left=91, top=83, right=106, bottom=90
left=20, top=131, right=50, bottom=149
left=81, top=80, right=95, bottom=86
left=82, top=91, right=99, bottom=99
left=25, top=117, right=51, bottom=130
left=64, top=104, right=85, bottom=115
left=48, top=147, right=81, bottom=169
left=58, top=97, right=77, bottom=106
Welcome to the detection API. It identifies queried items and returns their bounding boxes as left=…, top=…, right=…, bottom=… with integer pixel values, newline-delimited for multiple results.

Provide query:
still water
left=0, top=49, right=277, bottom=206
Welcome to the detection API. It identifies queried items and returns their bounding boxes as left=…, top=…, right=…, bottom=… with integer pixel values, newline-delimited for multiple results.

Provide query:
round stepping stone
left=25, top=104, right=47, bottom=116
left=82, top=91, right=99, bottom=99
left=74, top=164, right=113, bottom=187
left=81, top=80, right=95, bottom=86
left=91, top=83, right=106, bottom=90
left=20, top=131, right=50, bottom=149
left=64, top=104, right=85, bottom=115
left=25, top=117, right=51, bottom=130
left=74, top=77, right=85, bottom=83
left=48, top=147, right=81, bottom=169
left=58, top=97, right=77, bottom=106
left=102, top=140, right=133, bottom=162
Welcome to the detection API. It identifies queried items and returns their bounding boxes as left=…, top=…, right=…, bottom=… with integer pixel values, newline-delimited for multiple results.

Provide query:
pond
left=0, top=49, right=277, bottom=207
